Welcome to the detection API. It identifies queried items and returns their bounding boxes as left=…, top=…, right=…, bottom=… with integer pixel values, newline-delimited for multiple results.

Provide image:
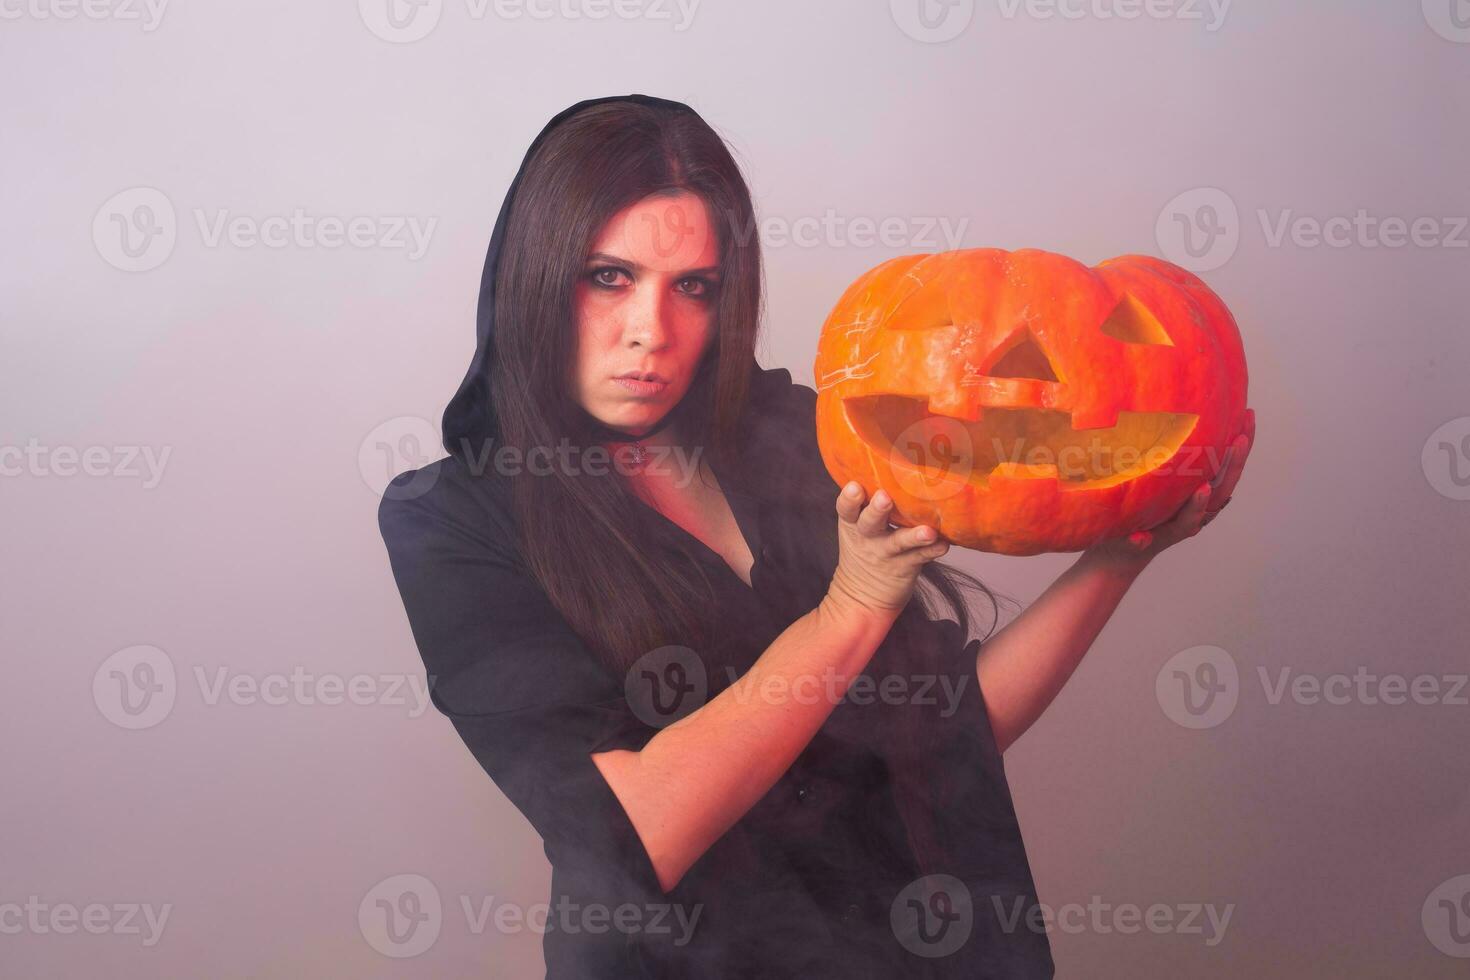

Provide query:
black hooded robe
left=378, top=94, right=1055, bottom=979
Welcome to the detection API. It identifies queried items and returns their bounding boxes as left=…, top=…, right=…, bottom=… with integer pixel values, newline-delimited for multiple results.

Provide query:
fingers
left=893, top=524, right=949, bottom=559
left=1210, top=434, right=1244, bottom=499
left=834, top=482, right=897, bottom=537
left=1212, top=410, right=1255, bottom=501
left=835, top=481, right=865, bottom=523
left=856, top=488, right=895, bottom=536
left=834, top=482, right=947, bottom=558
left=1209, top=444, right=1235, bottom=492
left=1184, top=479, right=1214, bottom=534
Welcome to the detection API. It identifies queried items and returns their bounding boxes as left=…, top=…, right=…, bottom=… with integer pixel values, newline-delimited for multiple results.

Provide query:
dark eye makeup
left=585, top=264, right=718, bottom=300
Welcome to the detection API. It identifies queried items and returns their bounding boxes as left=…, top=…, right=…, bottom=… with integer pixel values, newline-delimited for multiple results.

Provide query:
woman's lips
left=612, top=377, right=669, bottom=397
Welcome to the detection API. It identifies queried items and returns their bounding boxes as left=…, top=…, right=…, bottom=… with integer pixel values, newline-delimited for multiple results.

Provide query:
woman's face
left=571, top=189, right=721, bottom=439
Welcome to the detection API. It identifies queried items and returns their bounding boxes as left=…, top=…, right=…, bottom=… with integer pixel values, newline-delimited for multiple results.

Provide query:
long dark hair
left=464, top=99, right=1015, bottom=878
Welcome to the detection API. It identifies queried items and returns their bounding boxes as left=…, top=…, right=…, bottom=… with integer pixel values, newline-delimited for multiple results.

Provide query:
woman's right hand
left=825, top=481, right=951, bottom=617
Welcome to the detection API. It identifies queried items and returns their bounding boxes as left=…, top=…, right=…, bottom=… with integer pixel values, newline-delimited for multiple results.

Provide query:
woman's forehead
left=590, top=189, right=719, bottom=273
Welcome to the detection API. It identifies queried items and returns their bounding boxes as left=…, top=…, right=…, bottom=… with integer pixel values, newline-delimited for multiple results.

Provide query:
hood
left=441, top=93, right=711, bottom=457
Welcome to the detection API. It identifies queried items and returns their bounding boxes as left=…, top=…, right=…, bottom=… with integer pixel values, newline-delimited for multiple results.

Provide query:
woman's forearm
left=592, top=591, right=899, bottom=893
left=975, top=549, right=1152, bottom=754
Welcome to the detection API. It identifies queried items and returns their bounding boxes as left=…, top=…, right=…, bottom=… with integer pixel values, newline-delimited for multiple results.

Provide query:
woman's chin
left=592, top=408, right=660, bottom=437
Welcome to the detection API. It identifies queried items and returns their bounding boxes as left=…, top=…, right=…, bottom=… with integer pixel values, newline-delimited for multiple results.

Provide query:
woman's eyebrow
left=586, top=251, right=721, bottom=277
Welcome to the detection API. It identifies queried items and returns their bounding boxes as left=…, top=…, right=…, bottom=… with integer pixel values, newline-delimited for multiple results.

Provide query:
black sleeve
left=377, top=467, right=665, bottom=900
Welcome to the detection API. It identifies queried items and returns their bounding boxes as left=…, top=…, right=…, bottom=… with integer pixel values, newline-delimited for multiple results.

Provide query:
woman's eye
left=678, top=277, right=715, bottom=298
left=589, top=267, right=626, bottom=288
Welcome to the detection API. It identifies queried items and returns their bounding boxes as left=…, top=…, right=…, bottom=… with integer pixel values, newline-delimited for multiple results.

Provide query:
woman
left=378, top=94, right=1253, bottom=978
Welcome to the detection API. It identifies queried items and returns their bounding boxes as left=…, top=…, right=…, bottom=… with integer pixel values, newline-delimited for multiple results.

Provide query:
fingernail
left=844, top=482, right=860, bottom=497
left=874, top=491, right=890, bottom=506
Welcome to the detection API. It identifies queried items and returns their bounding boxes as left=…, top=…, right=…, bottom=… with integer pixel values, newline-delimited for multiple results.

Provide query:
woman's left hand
left=1085, top=408, right=1256, bottom=565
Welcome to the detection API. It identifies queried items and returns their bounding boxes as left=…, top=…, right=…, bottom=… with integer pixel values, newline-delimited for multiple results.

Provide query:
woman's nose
left=624, top=285, right=672, bottom=351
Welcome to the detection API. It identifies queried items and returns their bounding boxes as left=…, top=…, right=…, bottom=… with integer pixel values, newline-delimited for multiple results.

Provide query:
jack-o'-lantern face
left=813, top=248, right=1249, bottom=555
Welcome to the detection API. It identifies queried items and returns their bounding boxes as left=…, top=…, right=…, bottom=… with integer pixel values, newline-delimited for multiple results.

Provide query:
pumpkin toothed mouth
left=844, top=394, right=1198, bottom=491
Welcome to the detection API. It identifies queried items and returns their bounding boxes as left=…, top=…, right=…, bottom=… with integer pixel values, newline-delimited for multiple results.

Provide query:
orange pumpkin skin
left=813, top=248, right=1250, bottom=556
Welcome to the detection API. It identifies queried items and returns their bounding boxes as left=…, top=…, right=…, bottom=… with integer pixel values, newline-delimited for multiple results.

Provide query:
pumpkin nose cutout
left=984, top=333, right=1060, bottom=382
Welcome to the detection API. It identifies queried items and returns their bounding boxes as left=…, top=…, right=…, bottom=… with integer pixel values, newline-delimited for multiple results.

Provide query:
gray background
left=3, top=0, right=1468, bottom=976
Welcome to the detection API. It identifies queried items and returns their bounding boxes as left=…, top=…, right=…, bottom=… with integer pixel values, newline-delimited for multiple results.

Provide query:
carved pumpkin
left=813, top=248, right=1250, bottom=556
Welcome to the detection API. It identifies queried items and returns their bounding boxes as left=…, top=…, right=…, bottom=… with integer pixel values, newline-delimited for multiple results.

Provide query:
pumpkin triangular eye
left=988, top=332, right=1060, bottom=382
left=1100, top=294, right=1175, bottom=346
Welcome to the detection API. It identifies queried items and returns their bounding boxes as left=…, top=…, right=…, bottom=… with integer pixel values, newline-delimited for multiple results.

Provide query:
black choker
left=581, top=391, right=690, bottom=467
